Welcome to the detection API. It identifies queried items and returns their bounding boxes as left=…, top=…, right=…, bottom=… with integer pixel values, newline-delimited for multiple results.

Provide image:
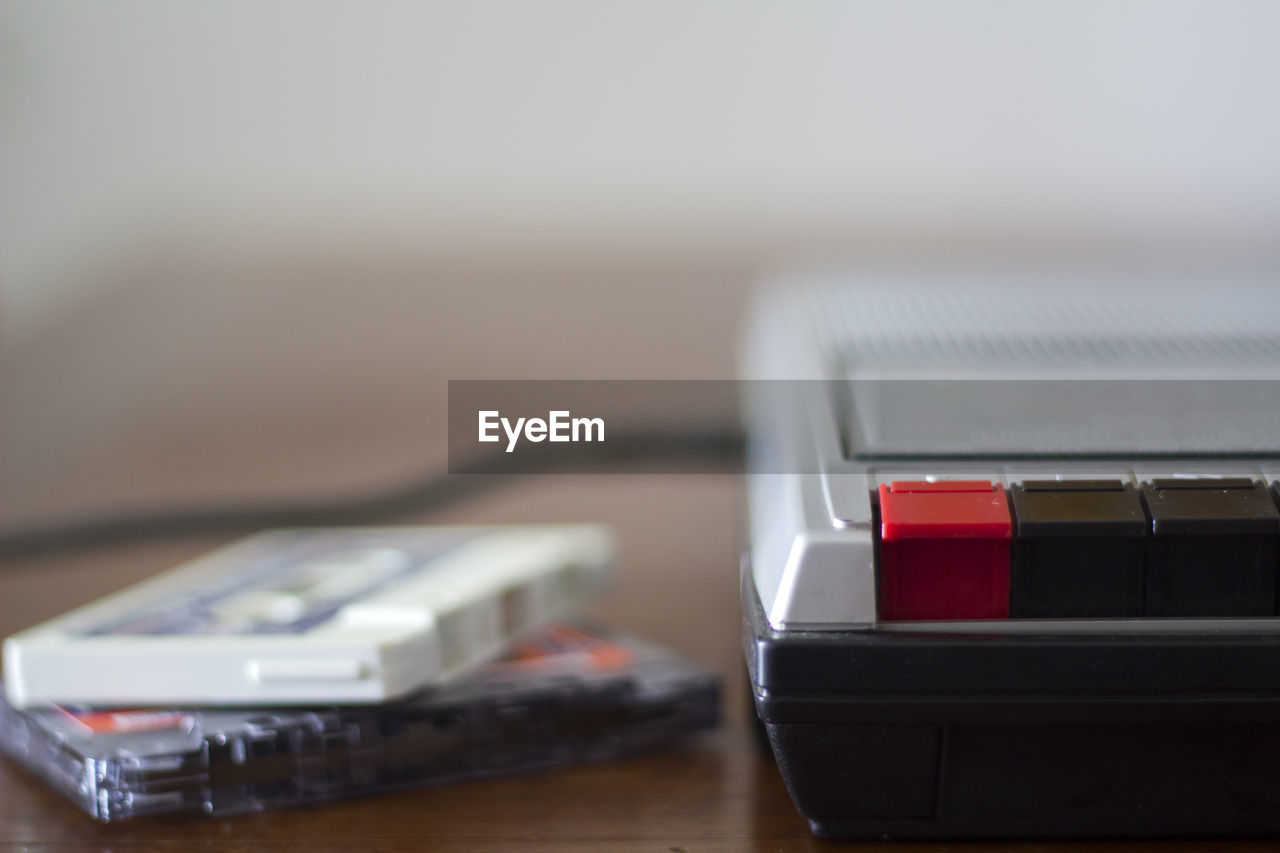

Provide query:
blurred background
left=4, top=0, right=1280, bottom=624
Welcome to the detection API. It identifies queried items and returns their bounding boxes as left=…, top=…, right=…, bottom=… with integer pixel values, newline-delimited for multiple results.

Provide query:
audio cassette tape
left=0, top=623, right=719, bottom=821
left=4, top=525, right=614, bottom=707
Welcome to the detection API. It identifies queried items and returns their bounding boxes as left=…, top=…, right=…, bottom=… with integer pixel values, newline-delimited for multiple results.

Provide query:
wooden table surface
left=1, top=265, right=1274, bottom=850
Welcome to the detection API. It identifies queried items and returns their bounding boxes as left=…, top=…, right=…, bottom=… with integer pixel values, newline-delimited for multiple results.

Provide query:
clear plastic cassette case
left=0, top=624, right=719, bottom=821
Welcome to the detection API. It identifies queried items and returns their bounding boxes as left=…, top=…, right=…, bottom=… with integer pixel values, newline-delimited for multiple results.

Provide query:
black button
left=1010, top=480, right=1146, bottom=618
left=1140, top=478, right=1280, bottom=617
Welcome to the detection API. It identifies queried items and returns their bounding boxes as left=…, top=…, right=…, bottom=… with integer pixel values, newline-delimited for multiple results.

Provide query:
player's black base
left=775, top=720, right=1280, bottom=840
left=744, top=562, right=1280, bottom=840
left=745, top=671, right=772, bottom=754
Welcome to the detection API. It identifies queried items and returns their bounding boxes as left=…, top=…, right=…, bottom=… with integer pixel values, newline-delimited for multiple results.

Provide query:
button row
left=875, top=478, right=1280, bottom=621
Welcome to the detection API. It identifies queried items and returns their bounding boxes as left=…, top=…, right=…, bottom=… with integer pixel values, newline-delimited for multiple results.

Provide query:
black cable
left=0, top=428, right=744, bottom=562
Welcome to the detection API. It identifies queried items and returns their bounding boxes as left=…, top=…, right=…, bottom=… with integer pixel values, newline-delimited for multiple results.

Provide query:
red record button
left=877, top=480, right=1012, bottom=620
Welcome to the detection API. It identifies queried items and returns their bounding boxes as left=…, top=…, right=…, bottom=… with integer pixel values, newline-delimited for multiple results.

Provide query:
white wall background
left=5, top=0, right=1280, bottom=343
